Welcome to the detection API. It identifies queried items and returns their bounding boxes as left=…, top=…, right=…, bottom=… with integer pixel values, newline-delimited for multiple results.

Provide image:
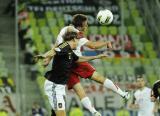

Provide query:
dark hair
left=72, top=14, right=87, bottom=28
left=152, top=80, right=160, bottom=99
left=63, top=32, right=78, bottom=41
left=3, top=96, right=16, bottom=113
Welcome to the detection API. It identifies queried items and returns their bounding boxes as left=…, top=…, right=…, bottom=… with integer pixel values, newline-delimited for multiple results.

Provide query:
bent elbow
left=89, top=45, right=97, bottom=49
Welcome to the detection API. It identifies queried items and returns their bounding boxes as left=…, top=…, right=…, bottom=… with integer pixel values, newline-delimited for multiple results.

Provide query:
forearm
left=44, top=44, right=58, bottom=58
left=86, top=41, right=110, bottom=49
left=94, top=41, right=108, bottom=49
left=44, top=49, right=55, bottom=58
left=78, top=56, right=100, bottom=62
left=91, top=41, right=107, bottom=49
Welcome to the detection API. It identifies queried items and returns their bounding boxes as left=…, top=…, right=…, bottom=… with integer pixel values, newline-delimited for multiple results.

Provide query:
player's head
left=72, top=14, right=88, bottom=32
left=151, top=80, right=160, bottom=102
left=136, top=75, right=146, bottom=88
left=63, top=31, right=78, bottom=49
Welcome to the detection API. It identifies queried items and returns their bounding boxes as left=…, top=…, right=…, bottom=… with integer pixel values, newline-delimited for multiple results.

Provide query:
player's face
left=137, top=78, right=145, bottom=88
left=81, top=20, right=88, bottom=32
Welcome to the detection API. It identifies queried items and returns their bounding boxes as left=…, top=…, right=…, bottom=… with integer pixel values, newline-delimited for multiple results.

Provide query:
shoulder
left=145, top=87, right=152, bottom=92
left=61, top=26, right=79, bottom=33
left=145, top=87, right=151, bottom=90
left=58, top=42, right=70, bottom=49
left=59, top=26, right=68, bottom=35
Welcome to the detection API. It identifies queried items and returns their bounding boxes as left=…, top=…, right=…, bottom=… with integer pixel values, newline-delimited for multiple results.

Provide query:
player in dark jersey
left=151, top=80, right=160, bottom=102
left=43, top=31, right=107, bottom=116
left=151, top=80, right=160, bottom=114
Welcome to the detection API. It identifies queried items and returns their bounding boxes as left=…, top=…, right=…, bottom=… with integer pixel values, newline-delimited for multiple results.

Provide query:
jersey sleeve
left=78, top=38, right=89, bottom=46
left=56, top=35, right=63, bottom=45
left=55, top=27, right=67, bottom=45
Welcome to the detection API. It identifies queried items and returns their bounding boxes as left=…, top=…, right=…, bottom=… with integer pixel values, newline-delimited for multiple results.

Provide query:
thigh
left=72, top=62, right=96, bottom=78
left=55, top=110, right=66, bottom=116
left=91, top=71, right=106, bottom=84
left=67, top=73, right=80, bottom=89
left=44, top=80, right=66, bottom=111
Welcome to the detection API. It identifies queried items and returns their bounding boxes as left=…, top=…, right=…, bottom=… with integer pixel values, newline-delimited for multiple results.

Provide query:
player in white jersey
left=129, top=75, right=155, bottom=116
left=38, top=14, right=130, bottom=116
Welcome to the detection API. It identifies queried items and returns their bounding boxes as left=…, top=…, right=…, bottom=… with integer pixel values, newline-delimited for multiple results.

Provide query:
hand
left=151, top=96, right=156, bottom=102
left=97, top=54, right=108, bottom=59
left=106, top=41, right=113, bottom=49
left=43, top=57, right=52, bottom=67
left=34, top=55, right=45, bottom=62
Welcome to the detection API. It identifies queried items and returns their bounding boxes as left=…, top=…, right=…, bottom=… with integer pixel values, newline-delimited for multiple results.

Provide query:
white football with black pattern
left=97, top=9, right=113, bottom=25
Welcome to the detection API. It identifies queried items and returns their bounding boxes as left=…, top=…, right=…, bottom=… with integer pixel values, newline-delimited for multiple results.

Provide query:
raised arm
left=34, top=44, right=57, bottom=67
left=77, top=54, right=107, bottom=62
left=43, top=45, right=57, bottom=58
left=85, top=40, right=112, bottom=49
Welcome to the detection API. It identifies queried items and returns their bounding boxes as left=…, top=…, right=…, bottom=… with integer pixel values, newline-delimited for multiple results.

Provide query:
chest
left=135, top=89, right=151, bottom=103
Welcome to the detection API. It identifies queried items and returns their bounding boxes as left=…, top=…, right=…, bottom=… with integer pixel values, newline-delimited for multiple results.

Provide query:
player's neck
left=76, top=27, right=83, bottom=32
left=140, top=86, right=145, bottom=91
left=67, top=41, right=76, bottom=49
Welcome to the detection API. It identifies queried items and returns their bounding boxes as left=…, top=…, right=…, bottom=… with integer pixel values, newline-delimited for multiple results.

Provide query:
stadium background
left=0, top=0, right=160, bottom=115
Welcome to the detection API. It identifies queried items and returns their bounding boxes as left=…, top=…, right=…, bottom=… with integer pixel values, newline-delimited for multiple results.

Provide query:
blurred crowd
left=0, top=95, right=18, bottom=116
left=18, top=7, right=37, bottom=65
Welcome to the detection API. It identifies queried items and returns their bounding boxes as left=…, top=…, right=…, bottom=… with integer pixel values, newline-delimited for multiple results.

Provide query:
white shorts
left=44, top=79, right=66, bottom=110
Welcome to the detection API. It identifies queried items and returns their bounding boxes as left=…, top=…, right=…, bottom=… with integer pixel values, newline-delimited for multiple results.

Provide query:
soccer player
left=151, top=80, right=160, bottom=114
left=129, top=75, right=155, bottom=116
left=43, top=31, right=107, bottom=116
left=151, top=80, right=160, bottom=102
left=40, top=14, right=130, bottom=115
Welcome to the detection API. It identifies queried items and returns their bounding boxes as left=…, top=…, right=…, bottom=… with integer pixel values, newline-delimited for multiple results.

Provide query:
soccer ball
left=97, top=9, right=113, bottom=25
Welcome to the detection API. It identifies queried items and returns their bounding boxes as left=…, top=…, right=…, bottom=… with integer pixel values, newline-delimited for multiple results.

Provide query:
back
left=44, top=42, right=79, bottom=84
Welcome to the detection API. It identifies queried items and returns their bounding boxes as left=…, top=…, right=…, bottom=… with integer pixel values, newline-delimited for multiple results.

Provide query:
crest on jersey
left=58, top=103, right=62, bottom=108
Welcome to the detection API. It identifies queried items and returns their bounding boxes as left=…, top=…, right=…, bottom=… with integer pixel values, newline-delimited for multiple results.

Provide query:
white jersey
left=56, top=26, right=89, bottom=56
left=134, top=87, right=154, bottom=116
